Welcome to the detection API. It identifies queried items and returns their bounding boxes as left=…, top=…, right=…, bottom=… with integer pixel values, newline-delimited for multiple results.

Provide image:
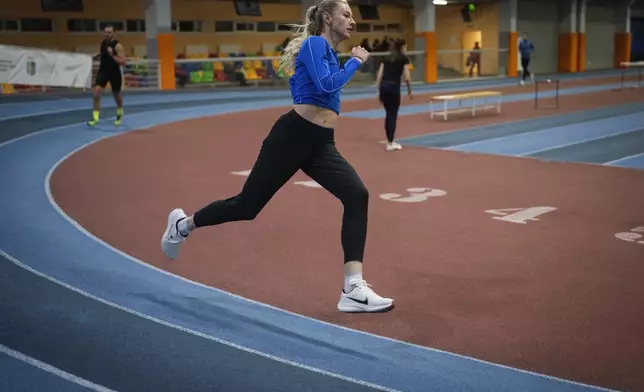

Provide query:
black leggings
left=521, top=57, right=531, bottom=81
left=379, top=81, right=401, bottom=143
left=192, top=109, right=369, bottom=263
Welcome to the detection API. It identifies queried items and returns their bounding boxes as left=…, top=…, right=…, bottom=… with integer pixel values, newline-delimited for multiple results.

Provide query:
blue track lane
left=0, top=99, right=618, bottom=391
left=605, top=152, right=644, bottom=169
left=343, top=82, right=637, bottom=119
left=0, top=349, right=102, bottom=392
left=393, top=90, right=644, bottom=170
left=445, top=111, right=644, bottom=156
left=0, top=69, right=632, bottom=121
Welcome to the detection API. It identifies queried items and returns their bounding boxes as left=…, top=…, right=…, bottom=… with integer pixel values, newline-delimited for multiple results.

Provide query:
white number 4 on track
left=485, top=206, right=557, bottom=224
left=231, top=170, right=251, bottom=177
left=615, top=226, right=644, bottom=245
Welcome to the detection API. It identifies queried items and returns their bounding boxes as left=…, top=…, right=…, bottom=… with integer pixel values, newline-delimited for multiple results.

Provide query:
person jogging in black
left=376, top=39, right=412, bottom=151
left=87, top=25, right=126, bottom=126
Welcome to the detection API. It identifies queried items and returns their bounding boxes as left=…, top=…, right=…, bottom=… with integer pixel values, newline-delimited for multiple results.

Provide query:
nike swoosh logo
left=348, top=297, right=368, bottom=305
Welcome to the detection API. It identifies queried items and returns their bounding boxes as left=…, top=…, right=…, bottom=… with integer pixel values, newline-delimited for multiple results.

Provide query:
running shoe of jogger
left=376, top=39, right=413, bottom=151
left=160, top=0, right=394, bottom=313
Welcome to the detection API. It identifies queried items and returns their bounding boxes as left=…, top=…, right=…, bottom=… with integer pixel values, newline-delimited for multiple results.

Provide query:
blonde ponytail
left=278, top=5, right=319, bottom=73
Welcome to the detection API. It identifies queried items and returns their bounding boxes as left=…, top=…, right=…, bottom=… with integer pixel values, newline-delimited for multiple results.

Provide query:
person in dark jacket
left=518, top=32, right=534, bottom=85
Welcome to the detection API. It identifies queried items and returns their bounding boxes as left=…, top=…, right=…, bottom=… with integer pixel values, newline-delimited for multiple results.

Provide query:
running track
left=1, top=70, right=641, bottom=392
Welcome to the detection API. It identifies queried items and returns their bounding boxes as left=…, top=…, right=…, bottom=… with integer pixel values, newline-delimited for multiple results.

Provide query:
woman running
left=160, top=0, right=394, bottom=313
left=376, top=39, right=412, bottom=151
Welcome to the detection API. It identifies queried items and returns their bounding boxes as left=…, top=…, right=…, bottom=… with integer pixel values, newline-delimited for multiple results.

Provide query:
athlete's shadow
left=89, top=122, right=132, bottom=134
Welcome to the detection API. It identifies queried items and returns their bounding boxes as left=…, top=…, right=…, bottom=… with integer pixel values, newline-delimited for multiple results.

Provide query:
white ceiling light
left=433, top=0, right=448, bottom=4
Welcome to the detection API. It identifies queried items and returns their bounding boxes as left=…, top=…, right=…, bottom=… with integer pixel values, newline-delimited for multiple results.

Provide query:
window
left=126, top=19, right=146, bottom=32
left=42, top=0, right=83, bottom=12
left=214, top=21, right=234, bottom=32
left=372, top=24, right=386, bottom=32
left=178, top=21, right=202, bottom=32
left=21, top=18, right=53, bottom=32
left=256, top=21, right=275, bottom=32
left=356, top=23, right=370, bottom=33
left=234, top=0, right=261, bottom=16
left=6, top=20, right=19, bottom=31
left=0, top=19, right=19, bottom=31
left=235, top=22, right=254, bottom=32
left=358, top=5, right=379, bottom=20
left=277, top=23, right=295, bottom=31
left=387, top=23, right=401, bottom=32
left=99, top=20, right=125, bottom=31
left=67, top=18, right=96, bottom=32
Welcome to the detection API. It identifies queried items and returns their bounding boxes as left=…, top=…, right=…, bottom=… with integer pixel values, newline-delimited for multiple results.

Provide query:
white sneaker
left=161, top=208, right=188, bottom=259
left=337, top=279, right=394, bottom=313
left=385, top=142, right=402, bottom=151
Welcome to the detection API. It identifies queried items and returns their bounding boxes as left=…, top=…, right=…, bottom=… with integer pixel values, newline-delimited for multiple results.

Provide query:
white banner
left=0, top=45, right=93, bottom=88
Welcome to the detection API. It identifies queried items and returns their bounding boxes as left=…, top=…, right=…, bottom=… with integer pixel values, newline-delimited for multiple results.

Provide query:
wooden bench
left=429, top=90, right=502, bottom=120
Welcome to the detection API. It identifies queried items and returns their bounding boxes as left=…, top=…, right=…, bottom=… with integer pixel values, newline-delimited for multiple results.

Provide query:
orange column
left=412, top=0, right=436, bottom=84
left=558, top=33, right=579, bottom=72
left=414, top=32, right=437, bottom=84
left=423, top=31, right=437, bottom=83
left=557, top=0, right=579, bottom=73
left=157, top=33, right=175, bottom=90
left=499, top=0, right=518, bottom=78
left=577, top=33, right=586, bottom=72
left=615, top=33, right=632, bottom=67
left=145, top=0, right=175, bottom=90
left=614, top=0, right=632, bottom=68
left=576, top=0, right=586, bottom=72
left=508, top=32, right=518, bottom=78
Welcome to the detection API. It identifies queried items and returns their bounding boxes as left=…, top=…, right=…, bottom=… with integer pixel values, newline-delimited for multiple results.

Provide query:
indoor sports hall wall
left=515, top=0, right=559, bottom=74
left=0, top=0, right=408, bottom=56
left=584, top=3, right=616, bottom=70
left=0, top=0, right=634, bottom=71
left=0, top=0, right=149, bottom=53
left=434, top=2, right=500, bottom=77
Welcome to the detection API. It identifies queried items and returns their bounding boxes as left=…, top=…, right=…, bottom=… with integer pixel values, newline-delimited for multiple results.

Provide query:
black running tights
left=192, top=109, right=369, bottom=263
left=521, top=57, right=531, bottom=81
left=379, top=81, right=401, bottom=143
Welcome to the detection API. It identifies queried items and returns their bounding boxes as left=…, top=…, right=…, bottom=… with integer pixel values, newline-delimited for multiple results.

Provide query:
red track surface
left=51, top=77, right=644, bottom=392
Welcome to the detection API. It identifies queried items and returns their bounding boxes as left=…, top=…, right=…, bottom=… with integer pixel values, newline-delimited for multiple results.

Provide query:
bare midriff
left=293, top=104, right=339, bottom=129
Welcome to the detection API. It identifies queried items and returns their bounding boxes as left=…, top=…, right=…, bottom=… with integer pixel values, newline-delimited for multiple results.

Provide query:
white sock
left=344, top=273, right=363, bottom=293
left=177, top=218, right=190, bottom=237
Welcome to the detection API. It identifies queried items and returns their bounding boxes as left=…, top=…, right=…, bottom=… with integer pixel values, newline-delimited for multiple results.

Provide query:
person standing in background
left=467, top=42, right=481, bottom=78
left=376, top=40, right=412, bottom=152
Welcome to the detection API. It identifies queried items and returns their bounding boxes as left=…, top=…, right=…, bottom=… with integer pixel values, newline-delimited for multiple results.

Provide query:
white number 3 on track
left=379, top=187, right=447, bottom=203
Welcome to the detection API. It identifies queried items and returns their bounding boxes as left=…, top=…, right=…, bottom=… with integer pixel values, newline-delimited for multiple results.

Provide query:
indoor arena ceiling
left=178, top=0, right=640, bottom=8
left=177, top=0, right=498, bottom=6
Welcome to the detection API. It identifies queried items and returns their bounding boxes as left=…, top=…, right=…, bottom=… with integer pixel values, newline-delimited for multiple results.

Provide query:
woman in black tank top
left=376, top=40, right=413, bottom=151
